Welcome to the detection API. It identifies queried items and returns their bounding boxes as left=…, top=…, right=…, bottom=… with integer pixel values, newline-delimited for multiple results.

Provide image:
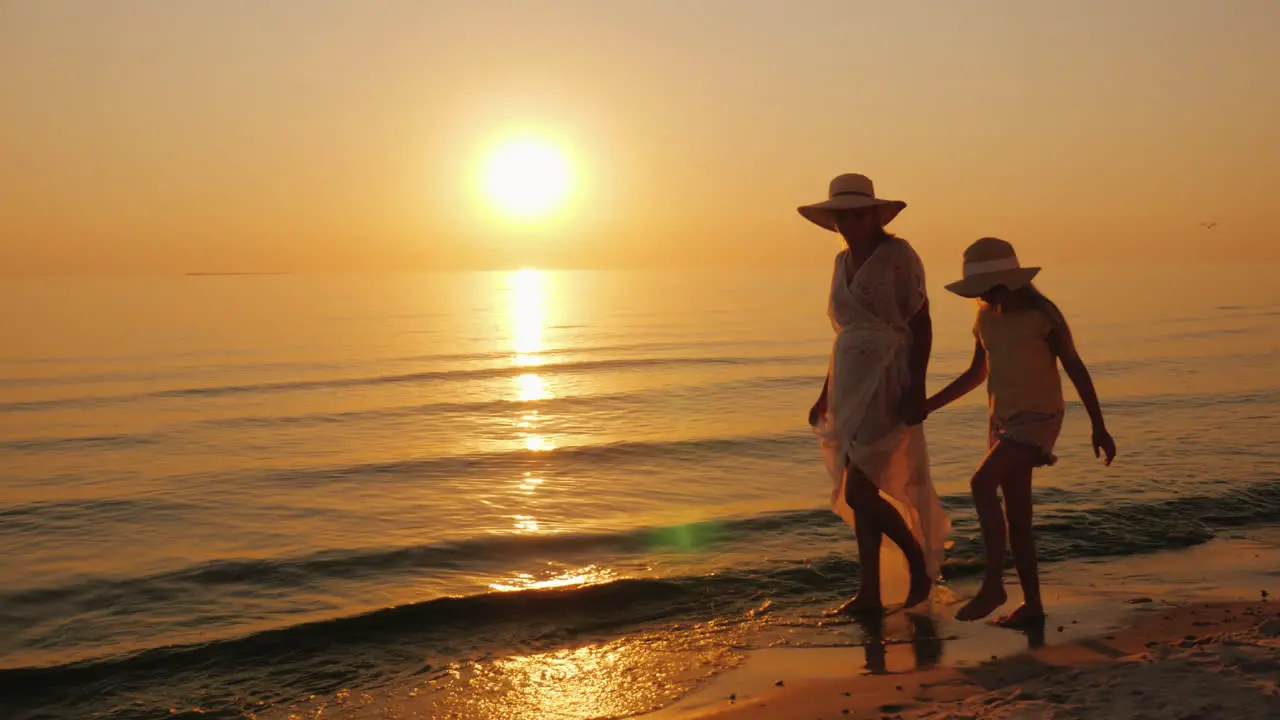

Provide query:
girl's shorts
left=989, top=411, right=1063, bottom=467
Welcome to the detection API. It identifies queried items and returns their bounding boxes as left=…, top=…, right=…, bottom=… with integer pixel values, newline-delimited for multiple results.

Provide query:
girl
left=927, top=237, right=1116, bottom=626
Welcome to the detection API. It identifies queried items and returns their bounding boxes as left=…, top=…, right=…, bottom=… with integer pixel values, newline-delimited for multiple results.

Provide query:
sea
left=1, top=261, right=1277, bottom=719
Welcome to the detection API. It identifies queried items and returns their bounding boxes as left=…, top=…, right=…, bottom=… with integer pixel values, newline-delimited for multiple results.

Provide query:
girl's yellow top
left=974, top=304, right=1065, bottom=423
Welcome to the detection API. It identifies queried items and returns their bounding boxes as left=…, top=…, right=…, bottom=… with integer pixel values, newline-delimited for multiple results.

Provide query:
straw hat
left=797, top=173, right=906, bottom=231
left=944, top=237, right=1041, bottom=298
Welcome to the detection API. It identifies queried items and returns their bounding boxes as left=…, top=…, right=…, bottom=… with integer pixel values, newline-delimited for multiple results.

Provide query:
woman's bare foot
left=904, top=571, right=933, bottom=608
left=996, top=603, right=1045, bottom=628
left=955, top=584, right=1007, bottom=621
left=827, top=594, right=884, bottom=616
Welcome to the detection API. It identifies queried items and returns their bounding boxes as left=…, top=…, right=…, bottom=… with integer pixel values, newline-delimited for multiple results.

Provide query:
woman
left=800, top=173, right=950, bottom=614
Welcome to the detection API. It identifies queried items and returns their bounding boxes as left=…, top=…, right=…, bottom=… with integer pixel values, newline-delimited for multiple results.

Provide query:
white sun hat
left=797, top=173, right=906, bottom=232
left=944, top=237, right=1041, bottom=298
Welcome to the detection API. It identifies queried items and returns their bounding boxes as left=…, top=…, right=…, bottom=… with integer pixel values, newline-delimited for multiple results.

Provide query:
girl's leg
left=956, top=439, right=1039, bottom=621
left=998, top=463, right=1043, bottom=626
left=846, top=467, right=933, bottom=608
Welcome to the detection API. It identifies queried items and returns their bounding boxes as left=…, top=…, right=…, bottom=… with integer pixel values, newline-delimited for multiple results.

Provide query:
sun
left=481, top=138, right=571, bottom=220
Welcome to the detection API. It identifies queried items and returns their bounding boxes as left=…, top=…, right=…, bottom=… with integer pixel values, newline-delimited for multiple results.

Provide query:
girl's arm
left=1046, top=311, right=1117, bottom=465
left=925, top=338, right=987, bottom=413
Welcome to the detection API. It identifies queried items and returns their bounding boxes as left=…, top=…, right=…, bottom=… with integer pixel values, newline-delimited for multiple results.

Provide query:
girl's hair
left=1013, top=282, right=1052, bottom=308
left=1013, top=282, right=1070, bottom=336
left=980, top=282, right=1069, bottom=334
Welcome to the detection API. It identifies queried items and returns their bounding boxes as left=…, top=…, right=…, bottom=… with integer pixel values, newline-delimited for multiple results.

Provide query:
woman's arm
left=925, top=338, right=987, bottom=413
left=908, top=300, right=933, bottom=397
left=901, top=300, right=933, bottom=424
left=1047, top=313, right=1117, bottom=465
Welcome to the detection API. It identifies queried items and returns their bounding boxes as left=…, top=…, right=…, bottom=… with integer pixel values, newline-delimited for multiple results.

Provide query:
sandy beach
left=642, top=532, right=1280, bottom=720
left=686, top=600, right=1280, bottom=720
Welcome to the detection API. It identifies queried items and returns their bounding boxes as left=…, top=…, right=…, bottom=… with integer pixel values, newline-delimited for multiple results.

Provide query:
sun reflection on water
left=515, top=372, right=551, bottom=402
left=511, top=514, right=540, bottom=533
left=518, top=472, right=544, bottom=493
left=405, top=616, right=750, bottom=720
left=510, top=268, right=546, bottom=364
left=497, top=270, right=561, bottom=570
left=507, top=270, right=557, bottom=455
left=524, top=434, right=554, bottom=452
left=488, top=565, right=617, bottom=593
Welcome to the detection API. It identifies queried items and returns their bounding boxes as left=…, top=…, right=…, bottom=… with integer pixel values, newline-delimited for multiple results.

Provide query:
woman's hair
left=840, top=222, right=898, bottom=248
left=872, top=225, right=899, bottom=243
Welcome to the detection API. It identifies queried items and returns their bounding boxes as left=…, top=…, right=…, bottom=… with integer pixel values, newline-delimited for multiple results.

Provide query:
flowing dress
left=812, top=237, right=951, bottom=579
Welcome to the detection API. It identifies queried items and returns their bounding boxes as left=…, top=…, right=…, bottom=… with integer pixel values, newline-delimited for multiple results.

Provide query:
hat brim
left=797, top=196, right=906, bottom=232
left=944, top=267, right=1041, bottom=298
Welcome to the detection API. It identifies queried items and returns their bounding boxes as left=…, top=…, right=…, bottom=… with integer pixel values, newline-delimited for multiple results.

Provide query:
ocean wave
left=0, top=375, right=819, bottom=454
left=0, top=498, right=191, bottom=531
left=0, top=434, right=156, bottom=453
left=1076, top=387, right=1280, bottom=412
left=0, top=508, right=834, bottom=611
left=0, top=575, right=765, bottom=720
left=150, top=354, right=815, bottom=398
left=195, top=374, right=818, bottom=430
left=3, top=384, right=1276, bottom=460
left=0, top=353, right=820, bottom=414
left=3, top=476, right=1280, bottom=720
left=5, top=346, right=1274, bottom=418
left=0, top=338, right=824, bottom=391
left=234, top=432, right=812, bottom=488
left=7, top=475, right=1280, bottom=665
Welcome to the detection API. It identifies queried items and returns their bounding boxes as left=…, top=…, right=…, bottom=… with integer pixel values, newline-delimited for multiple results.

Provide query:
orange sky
left=1, top=0, right=1277, bottom=275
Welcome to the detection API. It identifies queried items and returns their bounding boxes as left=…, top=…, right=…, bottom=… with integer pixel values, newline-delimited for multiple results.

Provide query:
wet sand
left=682, top=600, right=1280, bottom=719
left=649, top=532, right=1280, bottom=720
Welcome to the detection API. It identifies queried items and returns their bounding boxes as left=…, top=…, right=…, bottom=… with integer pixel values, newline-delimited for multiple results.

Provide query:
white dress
left=812, top=237, right=950, bottom=579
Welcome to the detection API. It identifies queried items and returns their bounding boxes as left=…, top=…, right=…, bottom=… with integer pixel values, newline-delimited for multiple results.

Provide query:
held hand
left=901, top=390, right=928, bottom=427
left=808, top=397, right=828, bottom=427
left=1092, top=428, right=1117, bottom=466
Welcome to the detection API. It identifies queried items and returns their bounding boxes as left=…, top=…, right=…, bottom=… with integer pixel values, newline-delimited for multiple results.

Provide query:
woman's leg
left=998, top=462, right=1043, bottom=626
left=845, top=466, right=933, bottom=608
left=837, top=466, right=884, bottom=613
left=955, top=439, right=1039, bottom=621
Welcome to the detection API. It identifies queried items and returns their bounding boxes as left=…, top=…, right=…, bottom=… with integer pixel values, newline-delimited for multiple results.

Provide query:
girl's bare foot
left=996, top=603, right=1045, bottom=628
left=955, top=584, right=1007, bottom=621
left=827, top=594, right=884, bottom=616
left=904, top=571, right=933, bottom=608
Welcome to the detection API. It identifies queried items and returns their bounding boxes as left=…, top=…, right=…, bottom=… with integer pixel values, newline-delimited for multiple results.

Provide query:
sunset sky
left=2, top=0, right=1276, bottom=275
